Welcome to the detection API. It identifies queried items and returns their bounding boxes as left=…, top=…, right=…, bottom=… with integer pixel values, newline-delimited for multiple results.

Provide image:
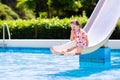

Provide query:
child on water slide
left=50, top=19, right=89, bottom=56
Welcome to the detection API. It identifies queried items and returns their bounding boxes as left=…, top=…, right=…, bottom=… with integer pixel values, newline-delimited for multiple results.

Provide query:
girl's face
left=70, top=23, right=80, bottom=31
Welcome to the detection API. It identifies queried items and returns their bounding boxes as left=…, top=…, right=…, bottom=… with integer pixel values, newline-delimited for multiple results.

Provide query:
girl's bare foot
left=50, top=47, right=68, bottom=56
left=50, top=47, right=57, bottom=55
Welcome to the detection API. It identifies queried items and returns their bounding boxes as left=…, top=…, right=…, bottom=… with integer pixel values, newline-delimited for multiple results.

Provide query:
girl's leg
left=51, top=40, right=76, bottom=55
left=50, top=47, right=64, bottom=55
left=75, top=47, right=82, bottom=55
left=50, top=47, right=57, bottom=55
left=66, top=47, right=76, bottom=52
left=64, top=47, right=82, bottom=56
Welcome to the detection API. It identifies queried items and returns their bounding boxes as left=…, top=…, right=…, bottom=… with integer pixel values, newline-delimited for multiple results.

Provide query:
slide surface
left=82, top=0, right=120, bottom=54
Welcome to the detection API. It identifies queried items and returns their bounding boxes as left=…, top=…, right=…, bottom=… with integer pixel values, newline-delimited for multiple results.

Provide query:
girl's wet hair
left=70, top=19, right=82, bottom=27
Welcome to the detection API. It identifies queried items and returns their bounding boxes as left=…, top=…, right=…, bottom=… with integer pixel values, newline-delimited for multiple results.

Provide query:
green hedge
left=0, top=16, right=120, bottom=39
left=0, top=16, right=88, bottom=39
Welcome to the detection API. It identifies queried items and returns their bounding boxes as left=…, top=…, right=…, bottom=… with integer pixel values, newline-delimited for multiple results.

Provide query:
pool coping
left=0, top=39, right=120, bottom=49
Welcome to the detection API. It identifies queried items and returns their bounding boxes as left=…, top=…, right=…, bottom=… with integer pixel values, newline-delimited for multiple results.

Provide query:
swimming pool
left=0, top=47, right=120, bottom=80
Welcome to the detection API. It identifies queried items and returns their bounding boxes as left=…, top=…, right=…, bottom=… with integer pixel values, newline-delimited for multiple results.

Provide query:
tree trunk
left=56, top=9, right=59, bottom=16
left=47, top=5, right=51, bottom=18
left=35, top=2, right=40, bottom=18
left=34, top=25, right=37, bottom=39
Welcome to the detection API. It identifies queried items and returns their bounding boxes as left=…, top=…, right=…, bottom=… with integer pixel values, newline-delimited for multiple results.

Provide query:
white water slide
left=53, top=0, right=120, bottom=54
left=81, top=0, right=120, bottom=54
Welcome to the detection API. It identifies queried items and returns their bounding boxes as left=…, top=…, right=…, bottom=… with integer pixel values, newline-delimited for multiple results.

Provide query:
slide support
left=79, top=47, right=111, bottom=68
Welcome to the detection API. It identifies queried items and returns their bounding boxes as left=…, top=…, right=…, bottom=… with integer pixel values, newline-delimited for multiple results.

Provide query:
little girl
left=50, top=19, right=89, bottom=56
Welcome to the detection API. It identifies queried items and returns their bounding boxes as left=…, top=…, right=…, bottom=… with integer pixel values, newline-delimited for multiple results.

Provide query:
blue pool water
left=0, top=47, right=120, bottom=80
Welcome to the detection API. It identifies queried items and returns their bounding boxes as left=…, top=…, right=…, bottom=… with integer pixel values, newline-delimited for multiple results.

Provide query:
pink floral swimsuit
left=74, top=29, right=86, bottom=48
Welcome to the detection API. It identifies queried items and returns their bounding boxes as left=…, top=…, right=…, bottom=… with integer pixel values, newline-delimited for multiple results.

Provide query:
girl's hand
left=70, top=29, right=75, bottom=41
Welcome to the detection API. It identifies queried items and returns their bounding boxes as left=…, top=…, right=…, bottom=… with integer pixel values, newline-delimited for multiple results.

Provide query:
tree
left=0, top=0, right=34, bottom=19
left=17, top=0, right=48, bottom=18
left=51, top=0, right=82, bottom=16
left=47, top=0, right=52, bottom=18
left=17, top=0, right=83, bottom=18
left=80, top=0, right=98, bottom=17
left=0, top=3, right=19, bottom=20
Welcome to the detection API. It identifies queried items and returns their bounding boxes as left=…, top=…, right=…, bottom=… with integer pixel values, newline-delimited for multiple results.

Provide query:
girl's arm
left=70, top=29, right=75, bottom=41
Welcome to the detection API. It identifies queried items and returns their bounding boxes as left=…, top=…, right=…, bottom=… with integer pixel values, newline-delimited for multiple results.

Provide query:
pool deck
left=0, top=39, right=120, bottom=49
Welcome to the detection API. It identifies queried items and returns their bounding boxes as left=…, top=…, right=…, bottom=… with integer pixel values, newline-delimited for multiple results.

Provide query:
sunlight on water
left=0, top=49, right=120, bottom=80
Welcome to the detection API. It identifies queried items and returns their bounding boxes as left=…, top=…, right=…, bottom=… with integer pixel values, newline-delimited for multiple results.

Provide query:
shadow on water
left=48, top=55, right=120, bottom=78
left=48, top=67, right=110, bottom=78
left=48, top=63, right=120, bottom=78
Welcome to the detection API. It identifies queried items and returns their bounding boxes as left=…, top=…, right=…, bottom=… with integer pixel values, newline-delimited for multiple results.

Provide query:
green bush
left=0, top=16, right=120, bottom=39
left=0, top=16, right=88, bottom=39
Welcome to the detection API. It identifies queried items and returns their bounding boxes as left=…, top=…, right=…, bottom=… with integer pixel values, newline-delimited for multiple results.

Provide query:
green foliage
left=17, top=0, right=35, bottom=10
left=18, top=9, right=35, bottom=19
left=0, top=0, right=99, bottom=19
left=0, top=3, right=19, bottom=20
left=80, top=0, right=98, bottom=17
left=39, top=12, right=48, bottom=18
left=0, top=16, right=119, bottom=39
left=16, top=0, right=83, bottom=18
left=52, top=0, right=82, bottom=11
left=117, top=19, right=120, bottom=27
left=110, top=19, right=120, bottom=39
left=0, top=0, right=35, bottom=20
left=0, top=16, right=88, bottom=39
left=17, top=0, right=48, bottom=18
